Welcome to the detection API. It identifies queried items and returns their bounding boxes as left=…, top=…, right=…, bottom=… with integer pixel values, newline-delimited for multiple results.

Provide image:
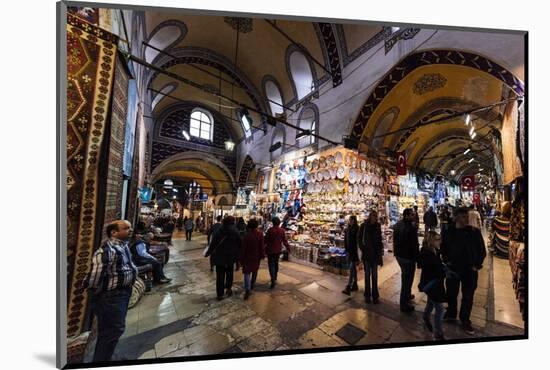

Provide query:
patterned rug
left=66, top=13, right=119, bottom=338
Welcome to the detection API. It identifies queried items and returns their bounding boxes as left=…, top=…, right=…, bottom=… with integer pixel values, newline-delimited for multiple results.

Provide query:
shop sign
left=473, top=192, right=481, bottom=204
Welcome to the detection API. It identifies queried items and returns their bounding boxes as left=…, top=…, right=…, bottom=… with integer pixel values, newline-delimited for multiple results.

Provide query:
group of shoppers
left=395, top=206, right=486, bottom=339
left=341, top=211, right=384, bottom=304
left=205, top=215, right=290, bottom=300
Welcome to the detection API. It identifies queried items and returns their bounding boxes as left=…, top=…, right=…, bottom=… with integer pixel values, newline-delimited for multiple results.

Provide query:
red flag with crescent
left=461, top=175, right=475, bottom=190
left=473, top=192, right=481, bottom=204
left=396, top=151, right=407, bottom=176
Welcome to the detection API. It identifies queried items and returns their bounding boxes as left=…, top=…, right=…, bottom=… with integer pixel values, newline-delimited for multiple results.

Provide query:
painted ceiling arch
left=350, top=49, right=525, bottom=144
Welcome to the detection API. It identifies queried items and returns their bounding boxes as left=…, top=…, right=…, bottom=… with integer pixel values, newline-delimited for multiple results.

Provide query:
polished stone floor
left=114, top=230, right=524, bottom=360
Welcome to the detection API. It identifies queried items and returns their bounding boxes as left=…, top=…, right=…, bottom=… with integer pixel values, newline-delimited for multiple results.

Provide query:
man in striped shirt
left=84, top=220, right=138, bottom=362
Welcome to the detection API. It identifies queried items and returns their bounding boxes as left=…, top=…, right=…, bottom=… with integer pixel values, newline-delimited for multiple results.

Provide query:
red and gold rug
left=66, top=13, right=118, bottom=338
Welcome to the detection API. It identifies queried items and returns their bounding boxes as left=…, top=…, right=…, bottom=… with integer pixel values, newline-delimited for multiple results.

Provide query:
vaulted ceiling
left=143, top=12, right=381, bottom=141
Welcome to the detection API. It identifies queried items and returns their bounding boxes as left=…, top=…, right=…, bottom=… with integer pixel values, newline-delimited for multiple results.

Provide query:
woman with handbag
left=417, top=231, right=446, bottom=340
left=205, top=216, right=241, bottom=300
left=358, top=210, right=384, bottom=304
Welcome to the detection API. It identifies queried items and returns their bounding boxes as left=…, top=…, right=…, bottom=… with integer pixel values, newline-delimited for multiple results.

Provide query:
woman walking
left=358, top=210, right=384, bottom=303
left=342, top=215, right=360, bottom=295
left=418, top=231, right=446, bottom=340
left=239, top=219, right=265, bottom=300
left=206, top=216, right=241, bottom=300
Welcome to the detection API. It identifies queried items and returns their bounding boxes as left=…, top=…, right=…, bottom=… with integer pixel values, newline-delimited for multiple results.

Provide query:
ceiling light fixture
left=464, top=114, right=471, bottom=126
left=269, top=141, right=283, bottom=153
left=469, top=126, right=475, bottom=136
left=468, top=158, right=474, bottom=163
left=464, top=148, right=471, bottom=155
left=450, top=170, right=456, bottom=176
left=471, top=132, right=477, bottom=139
left=225, top=140, right=235, bottom=151
left=182, top=129, right=190, bottom=141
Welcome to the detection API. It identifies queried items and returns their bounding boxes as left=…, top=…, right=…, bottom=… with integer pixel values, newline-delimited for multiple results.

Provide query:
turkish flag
left=396, top=151, right=407, bottom=176
left=473, top=192, right=481, bottom=204
left=461, top=175, right=476, bottom=190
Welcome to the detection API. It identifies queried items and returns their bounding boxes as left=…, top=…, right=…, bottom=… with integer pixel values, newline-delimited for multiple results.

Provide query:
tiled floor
left=111, top=230, right=525, bottom=361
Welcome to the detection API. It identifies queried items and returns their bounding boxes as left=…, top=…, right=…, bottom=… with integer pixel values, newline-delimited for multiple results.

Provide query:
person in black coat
left=393, top=208, right=420, bottom=312
left=423, top=206, right=438, bottom=233
left=440, top=207, right=486, bottom=335
left=205, top=216, right=241, bottom=300
left=342, top=215, right=359, bottom=295
left=418, top=231, right=446, bottom=340
left=358, top=210, right=384, bottom=303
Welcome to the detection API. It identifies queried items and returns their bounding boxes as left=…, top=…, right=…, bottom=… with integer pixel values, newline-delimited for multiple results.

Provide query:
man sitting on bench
left=131, top=232, right=171, bottom=284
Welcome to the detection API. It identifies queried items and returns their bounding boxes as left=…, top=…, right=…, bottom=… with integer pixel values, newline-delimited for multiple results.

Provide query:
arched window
left=190, top=108, right=213, bottom=141
left=289, top=51, right=314, bottom=100
left=145, top=21, right=187, bottom=63
left=264, top=78, right=284, bottom=115
left=296, top=105, right=318, bottom=148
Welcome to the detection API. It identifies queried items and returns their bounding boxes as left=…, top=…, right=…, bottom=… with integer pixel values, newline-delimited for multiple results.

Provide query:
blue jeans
left=92, top=287, right=132, bottom=362
left=267, top=254, right=280, bottom=282
left=396, top=257, right=416, bottom=309
left=347, top=259, right=358, bottom=288
left=243, top=271, right=258, bottom=291
left=424, top=299, right=444, bottom=337
left=363, top=261, right=379, bottom=299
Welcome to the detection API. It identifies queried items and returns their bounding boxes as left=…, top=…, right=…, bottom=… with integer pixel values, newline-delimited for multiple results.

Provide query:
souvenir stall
left=283, top=146, right=391, bottom=275
left=233, top=187, right=257, bottom=219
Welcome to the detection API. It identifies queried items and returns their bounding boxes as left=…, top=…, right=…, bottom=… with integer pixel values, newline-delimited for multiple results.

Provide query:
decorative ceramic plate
left=348, top=184, right=354, bottom=194
left=305, top=173, right=311, bottom=183
left=345, top=153, right=353, bottom=166
left=336, top=181, right=345, bottom=191
left=349, top=169, right=357, bottom=184
left=312, top=159, right=319, bottom=170
left=337, top=166, right=345, bottom=179
left=329, top=167, right=337, bottom=179
left=316, top=171, right=324, bottom=182
left=327, top=155, right=335, bottom=167
left=323, top=170, right=330, bottom=181
left=360, top=159, right=367, bottom=170
left=335, top=151, right=343, bottom=164
left=319, top=156, right=326, bottom=169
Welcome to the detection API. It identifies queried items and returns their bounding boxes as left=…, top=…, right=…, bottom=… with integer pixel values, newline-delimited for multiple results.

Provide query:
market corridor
left=106, top=231, right=523, bottom=361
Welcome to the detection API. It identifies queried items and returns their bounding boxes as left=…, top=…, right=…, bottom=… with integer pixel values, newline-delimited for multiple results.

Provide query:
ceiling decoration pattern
left=412, top=73, right=447, bottom=95
left=335, top=25, right=391, bottom=67
left=237, top=155, right=255, bottom=187
left=351, top=49, right=526, bottom=141
left=317, top=23, right=343, bottom=87
left=223, top=17, right=254, bottom=33
left=147, top=47, right=269, bottom=119
left=384, top=28, right=421, bottom=54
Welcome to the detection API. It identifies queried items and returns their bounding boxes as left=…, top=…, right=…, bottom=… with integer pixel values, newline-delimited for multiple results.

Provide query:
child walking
left=418, top=231, right=446, bottom=340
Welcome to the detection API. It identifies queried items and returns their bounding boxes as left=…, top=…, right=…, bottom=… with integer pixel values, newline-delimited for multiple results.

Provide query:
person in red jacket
left=264, top=217, right=291, bottom=289
left=240, top=218, right=265, bottom=299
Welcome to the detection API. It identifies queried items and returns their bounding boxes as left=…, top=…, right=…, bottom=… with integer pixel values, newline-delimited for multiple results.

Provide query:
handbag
left=204, top=235, right=228, bottom=257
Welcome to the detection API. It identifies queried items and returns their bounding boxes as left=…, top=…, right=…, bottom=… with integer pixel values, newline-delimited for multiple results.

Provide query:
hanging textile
left=501, top=101, right=523, bottom=184
left=66, top=13, right=119, bottom=337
